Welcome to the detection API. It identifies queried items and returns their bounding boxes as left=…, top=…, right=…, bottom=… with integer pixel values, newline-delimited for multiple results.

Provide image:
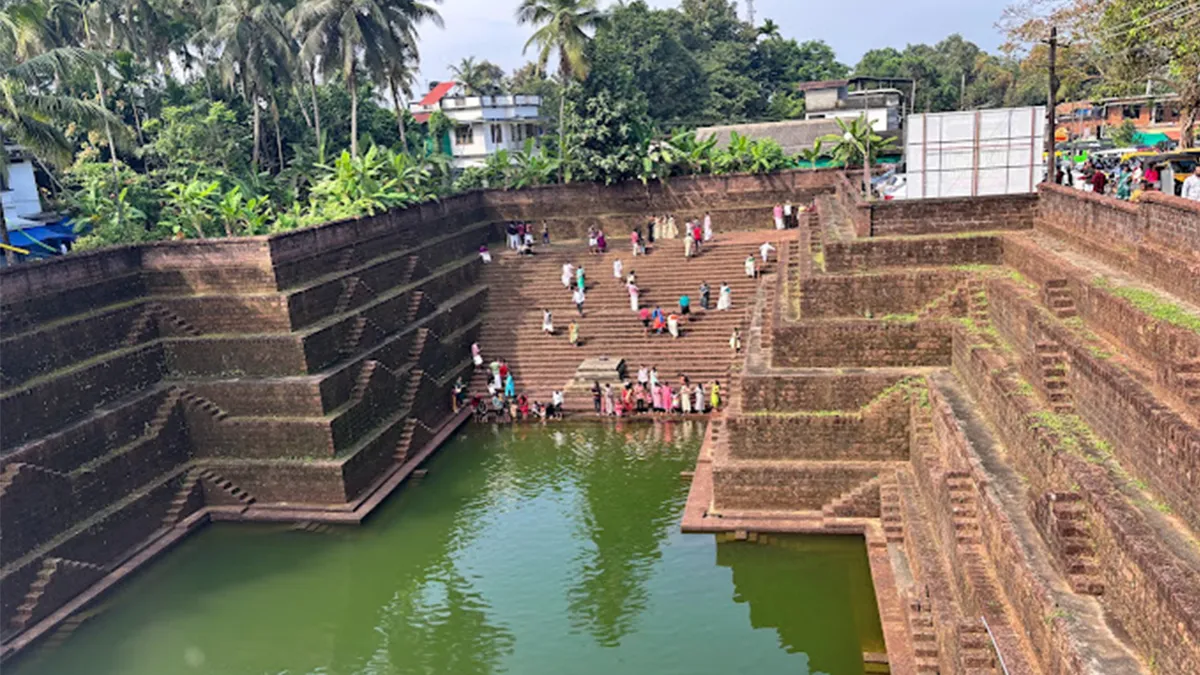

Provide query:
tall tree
left=515, top=0, right=606, bottom=180
left=210, top=0, right=295, bottom=169
left=449, top=55, right=504, bottom=95
left=292, top=0, right=441, bottom=158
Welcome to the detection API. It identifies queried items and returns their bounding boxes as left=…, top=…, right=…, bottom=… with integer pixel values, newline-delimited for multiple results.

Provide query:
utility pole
left=745, top=0, right=755, bottom=26
left=1045, top=26, right=1058, bottom=184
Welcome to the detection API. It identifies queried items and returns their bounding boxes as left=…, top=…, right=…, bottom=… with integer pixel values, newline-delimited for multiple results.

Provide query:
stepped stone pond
left=9, top=422, right=884, bottom=675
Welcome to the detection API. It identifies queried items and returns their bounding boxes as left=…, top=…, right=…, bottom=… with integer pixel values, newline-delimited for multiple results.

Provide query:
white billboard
left=899, top=106, right=1046, bottom=199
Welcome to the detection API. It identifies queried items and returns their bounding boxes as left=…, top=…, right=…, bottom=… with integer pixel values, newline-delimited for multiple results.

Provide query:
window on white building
left=513, top=124, right=525, bottom=142
left=526, top=124, right=538, bottom=139
left=491, top=124, right=503, bottom=144
left=454, top=125, right=473, bottom=146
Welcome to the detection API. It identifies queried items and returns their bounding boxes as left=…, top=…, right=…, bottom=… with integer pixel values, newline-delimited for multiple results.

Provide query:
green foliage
left=820, top=117, right=898, bottom=168
left=1109, top=120, right=1138, bottom=148
left=1095, top=277, right=1200, bottom=333
left=63, top=150, right=154, bottom=248
left=143, top=101, right=249, bottom=178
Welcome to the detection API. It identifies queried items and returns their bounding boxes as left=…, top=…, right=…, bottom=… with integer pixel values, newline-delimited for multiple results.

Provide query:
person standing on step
left=717, top=282, right=732, bottom=311
left=678, top=293, right=690, bottom=321
left=631, top=229, right=641, bottom=256
left=613, top=258, right=623, bottom=281
left=479, top=244, right=492, bottom=263
left=681, top=382, right=693, bottom=414
left=638, top=364, right=649, bottom=390
left=639, top=306, right=651, bottom=336
left=730, top=327, right=742, bottom=354
left=650, top=365, right=659, bottom=390
left=784, top=201, right=793, bottom=228
left=694, top=382, right=706, bottom=414
left=710, top=381, right=721, bottom=411
left=667, top=312, right=681, bottom=339
left=542, top=222, right=550, bottom=245
left=760, top=241, right=776, bottom=264
left=604, top=383, right=616, bottom=416
left=504, top=371, right=515, bottom=399
left=684, top=232, right=694, bottom=259
left=569, top=320, right=580, bottom=347
left=472, top=342, right=483, bottom=368
left=773, top=203, right=784, bottom=230
left=507, top=222, right=519, bottom=249
left=648, top=217, right=656, bottom=243
left=573, top=286, right=586, bottom=317
left=700, top=281, right=710, bottom=310
left=592, top=381, right=602, bottom=413
left=551, top=390, right=564, bottom=418
left=692, top=221, right=703, bottom=255
left=542, top=308, right=555, bottom=335
left=629, top=282, right=640, bottom=312
left=576, top=265, right=586, bottom=292
left=490, top=359, right=502, bottom=390
left=745, top=254, right=757, bottom=279
left=562, top=261, right=575, bottom=289
left=703, top=212, right=713, bottom=242
left=597, top=230, right=607, bottom=253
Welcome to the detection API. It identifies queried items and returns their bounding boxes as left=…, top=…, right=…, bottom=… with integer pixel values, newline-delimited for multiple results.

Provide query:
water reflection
left=566, top=423, right=697, bottom=647
left=8, top=422, right=882, bottom=675
left=716, top=534, right=886, bottom=675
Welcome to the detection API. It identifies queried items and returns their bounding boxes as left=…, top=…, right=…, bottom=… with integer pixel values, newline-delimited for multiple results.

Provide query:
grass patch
left=1094, top=277, right=1200, bottom=333
left=1025, top=410, right=1110, bottom=459
left=1007, top=269, right=1038, bottom=290
left=880, top=313, right=919, bottom=323
left=1014, top=380, right=1035, bottom=397
left=952, top=263, right=996, bottom=273
left=812, top=249, right=825, bottom=272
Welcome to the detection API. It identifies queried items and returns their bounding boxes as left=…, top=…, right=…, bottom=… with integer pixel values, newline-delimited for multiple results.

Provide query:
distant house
left=1056, top=93, right=1196, bottom=145
left=797, top=76, right=911, bottom=134
left=694, top=119, right=841, bottom=156
left=409, top=81, right=543, bottom=171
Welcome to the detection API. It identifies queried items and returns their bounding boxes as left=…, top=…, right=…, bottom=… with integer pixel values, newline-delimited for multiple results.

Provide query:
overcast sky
left=411, top=0, right=1015, bottom=91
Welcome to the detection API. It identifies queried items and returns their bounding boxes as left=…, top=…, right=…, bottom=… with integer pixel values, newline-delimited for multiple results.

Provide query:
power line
left=1091, top=1, right=1200, bottom=42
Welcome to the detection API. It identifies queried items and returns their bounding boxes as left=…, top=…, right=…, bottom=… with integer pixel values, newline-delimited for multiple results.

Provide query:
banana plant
left=509, top=139, right=559, bottom=189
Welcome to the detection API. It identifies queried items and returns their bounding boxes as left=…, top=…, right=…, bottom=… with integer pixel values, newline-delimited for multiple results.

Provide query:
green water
left=11, top=422, right=885, bottom=675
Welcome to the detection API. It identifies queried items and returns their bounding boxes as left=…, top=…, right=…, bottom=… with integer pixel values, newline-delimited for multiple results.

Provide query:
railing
left=979, top=615, right=1011, bottom=675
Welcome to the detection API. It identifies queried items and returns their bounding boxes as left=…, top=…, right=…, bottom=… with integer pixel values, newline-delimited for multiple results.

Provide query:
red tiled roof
left=413, top=112, right=431, bottom=124
left=418, top=81, right=457, bottom=106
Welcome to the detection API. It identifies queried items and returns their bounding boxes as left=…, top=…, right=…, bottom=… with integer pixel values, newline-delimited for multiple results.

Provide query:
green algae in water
left=10, top=422, right=884, bottom=675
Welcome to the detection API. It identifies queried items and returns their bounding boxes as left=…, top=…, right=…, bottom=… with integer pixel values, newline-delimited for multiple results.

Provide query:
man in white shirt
left=1183, top=166, right=1200, bottom=202
left=759, top=241, right=776, bottom=264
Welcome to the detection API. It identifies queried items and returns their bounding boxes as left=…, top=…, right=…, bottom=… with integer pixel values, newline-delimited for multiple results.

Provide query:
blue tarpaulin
left=8, top=223, right=76, bottom=256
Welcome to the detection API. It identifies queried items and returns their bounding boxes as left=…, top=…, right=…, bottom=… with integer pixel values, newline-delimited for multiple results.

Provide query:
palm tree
left=449, top=56, right=502, bottom=95
left=292, top=0, right=441, bottom=158
left=820, top=117, right=897, bottom=198
left=756, top=19, right=780, bottom=39
left=1, top=47, right=122, bottom=260
left=385, top=38, right=419, bottom=150
left=210, top=0, right=295, bottom=169
left=515, top=0, right=605, bottom=181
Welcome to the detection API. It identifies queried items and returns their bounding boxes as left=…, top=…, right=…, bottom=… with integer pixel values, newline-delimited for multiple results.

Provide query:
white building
left=410, top=82, right=542, bottom=170
left=798, top=77, right=910, bottom=133
left=2, top=143, right=43, bottom=229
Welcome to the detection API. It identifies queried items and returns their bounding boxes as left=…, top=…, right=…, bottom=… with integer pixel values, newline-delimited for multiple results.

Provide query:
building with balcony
left=1055, top=93, right=1195, bottom=146
left=410, top=82, right=543, bottom=170
left=797, top=76, right=911, bottom=134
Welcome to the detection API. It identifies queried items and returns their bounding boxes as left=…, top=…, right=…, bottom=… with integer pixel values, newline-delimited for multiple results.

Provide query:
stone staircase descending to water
left=472, top=231, right=796, bottom=411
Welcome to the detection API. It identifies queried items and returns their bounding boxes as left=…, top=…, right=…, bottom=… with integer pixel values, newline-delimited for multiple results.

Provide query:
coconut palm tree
left=384, top=44, right=417, bottom=151
left=515, top=0, right=605, bottom=181
left=449, top=56, right=502, bottom=96
left=209, top=0, right=295, bottom=169
left=292, top=0, right=441, bottom=158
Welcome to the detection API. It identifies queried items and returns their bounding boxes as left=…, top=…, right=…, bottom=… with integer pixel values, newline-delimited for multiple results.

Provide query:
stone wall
left=1036, top=184, right=1200, bottom=304
left=798, top=270, right=966, bottom=319
left=824, top=234, right=1004, bottom=273
left=773, top=319, right=954, bottom=368
left=728, top=396, right=910, bottom=462
left=868, top=193, right=1038, bottom=237
left=740, top=372, right=908, bottom=412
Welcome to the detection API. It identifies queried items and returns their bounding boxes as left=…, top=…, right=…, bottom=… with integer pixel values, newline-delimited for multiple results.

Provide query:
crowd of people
left=590, top=367, right=721, bottom=416
left=465, top=210, right=785, bottom=423
left=1057, top=157, right=1200, bottom=203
